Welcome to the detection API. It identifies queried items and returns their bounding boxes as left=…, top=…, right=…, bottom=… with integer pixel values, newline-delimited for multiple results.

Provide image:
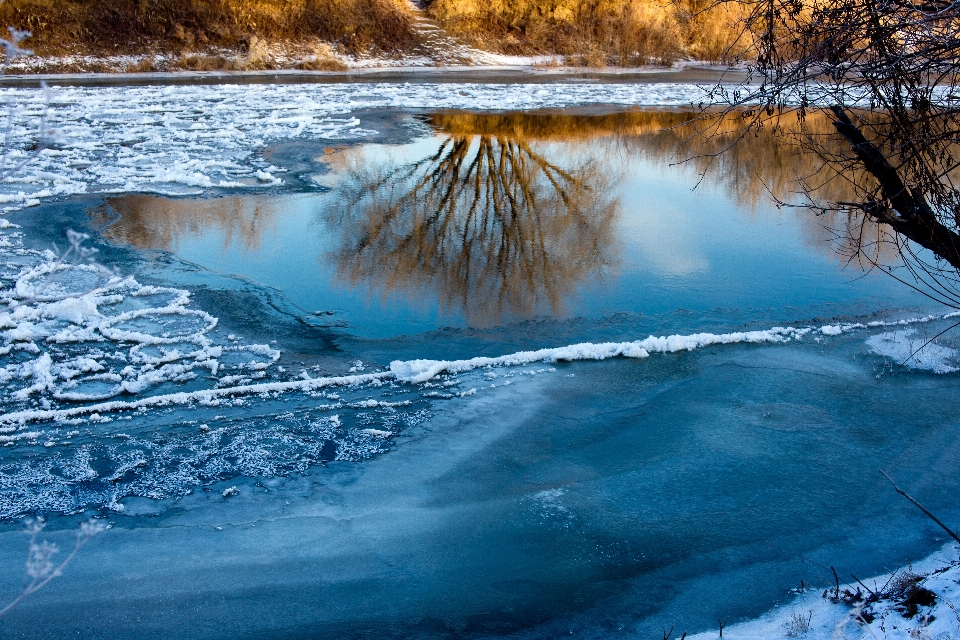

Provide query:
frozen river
left=0, top=83, right=959, bottom=639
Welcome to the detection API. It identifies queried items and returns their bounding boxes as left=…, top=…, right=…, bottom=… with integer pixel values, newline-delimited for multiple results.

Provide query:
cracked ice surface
left=0, top=221, right=433, bottom=518
left=0, top=82, right=711, bottom=209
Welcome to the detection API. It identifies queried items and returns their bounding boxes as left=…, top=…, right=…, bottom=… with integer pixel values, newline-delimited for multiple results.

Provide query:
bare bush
left=785, top=609, right=813, bottom=636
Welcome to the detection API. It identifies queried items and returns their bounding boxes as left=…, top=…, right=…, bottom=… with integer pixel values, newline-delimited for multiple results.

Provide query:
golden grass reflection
left=92, top=194, right=280, bottom=253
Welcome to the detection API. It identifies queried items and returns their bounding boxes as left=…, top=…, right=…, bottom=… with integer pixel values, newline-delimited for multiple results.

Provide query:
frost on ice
left=0, top=224, right=431, bottom=518
left=866, top=329, right=960, bottom=374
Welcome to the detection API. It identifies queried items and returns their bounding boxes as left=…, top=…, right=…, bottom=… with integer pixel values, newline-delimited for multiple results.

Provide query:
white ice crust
left=866, top=329, right=960, bottom=374
left=389, top=328, right=806, bottom=383
left=389, top=315, right=960, bottom=383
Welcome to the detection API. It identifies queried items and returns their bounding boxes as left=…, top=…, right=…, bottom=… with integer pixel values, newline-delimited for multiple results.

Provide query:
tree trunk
left=830, top=106, right=960, bottom=270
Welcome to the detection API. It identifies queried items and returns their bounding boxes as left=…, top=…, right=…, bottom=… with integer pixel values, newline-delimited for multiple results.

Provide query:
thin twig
left=851, top=573, right=877, bottom=597
left=879, top=468, right=960, bottom=545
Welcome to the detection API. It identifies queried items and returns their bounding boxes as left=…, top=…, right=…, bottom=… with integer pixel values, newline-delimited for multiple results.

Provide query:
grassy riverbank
left=425, top=0, right=748, bottom=64
left=0, top=0, right=416, bottom=57
left=1, top=0, right=748, bottom=68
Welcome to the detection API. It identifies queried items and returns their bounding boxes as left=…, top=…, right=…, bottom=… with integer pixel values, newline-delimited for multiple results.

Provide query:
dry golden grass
left=0, top=0, right=417, bottom=56
left=2, top=0, right=751, bottom=65
left=425, top=0, right=749, bottom=64
left=295, top=43, right=350, bottom=71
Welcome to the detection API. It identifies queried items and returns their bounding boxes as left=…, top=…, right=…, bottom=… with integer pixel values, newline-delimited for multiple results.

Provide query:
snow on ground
left=0, top=82, right=711, bottom=211
left=1, top=50, right=566, bottom=73
left=688, top=542, right=960, bottom=640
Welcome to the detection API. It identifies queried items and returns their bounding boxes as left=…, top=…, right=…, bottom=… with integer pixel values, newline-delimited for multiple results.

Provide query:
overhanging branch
left=831, top=106, right=960, bottom=270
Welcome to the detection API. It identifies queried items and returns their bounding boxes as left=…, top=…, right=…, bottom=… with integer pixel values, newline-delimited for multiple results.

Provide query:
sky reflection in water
left=96, top=110, right=926, bottom=339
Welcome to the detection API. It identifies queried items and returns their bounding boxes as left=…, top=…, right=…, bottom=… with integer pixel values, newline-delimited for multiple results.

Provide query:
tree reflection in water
left=326, top=113, right=622, bottom=326
left=92, top=110, right=901, bottom=324
left=327, top=110, right=903, bottom=326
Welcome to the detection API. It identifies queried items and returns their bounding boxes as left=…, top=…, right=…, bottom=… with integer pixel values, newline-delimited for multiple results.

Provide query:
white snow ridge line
left=389, top=326, right=809, bottom=383
left=2, top=314, right=954, bottom=425
left=389, top=310, right=960, bottom=383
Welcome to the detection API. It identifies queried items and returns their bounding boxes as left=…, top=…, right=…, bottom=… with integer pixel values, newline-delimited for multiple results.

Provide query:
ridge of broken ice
left=388, top=315, right=960, bottom=383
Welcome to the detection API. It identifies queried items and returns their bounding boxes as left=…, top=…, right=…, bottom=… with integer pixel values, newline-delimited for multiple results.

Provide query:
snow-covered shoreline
left=1, top=54, right=739, bottom=77
left=688, top=542, right=960, bottom=640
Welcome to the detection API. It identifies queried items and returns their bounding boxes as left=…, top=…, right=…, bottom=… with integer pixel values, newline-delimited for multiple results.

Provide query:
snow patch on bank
left=688, top=542, right=960, bottom=640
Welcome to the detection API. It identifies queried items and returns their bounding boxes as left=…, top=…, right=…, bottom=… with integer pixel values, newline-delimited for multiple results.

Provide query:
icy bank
left=867, top=330, right=960, bottom=374
left=687, top=542, right=960, bottom=640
